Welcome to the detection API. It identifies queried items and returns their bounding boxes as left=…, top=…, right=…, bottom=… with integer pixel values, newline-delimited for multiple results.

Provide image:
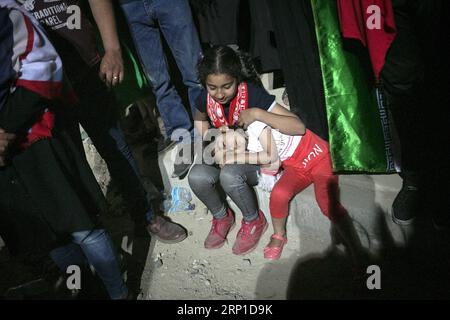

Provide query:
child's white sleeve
left=246, top=121, right=268, bottom=153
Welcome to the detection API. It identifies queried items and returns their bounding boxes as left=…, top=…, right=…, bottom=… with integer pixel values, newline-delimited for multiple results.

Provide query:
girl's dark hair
left=198, top=45, right=262, bottom=86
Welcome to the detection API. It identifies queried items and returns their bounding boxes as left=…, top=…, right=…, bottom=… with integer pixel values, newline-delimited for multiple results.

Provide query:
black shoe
left=171, top=142, right=194, bottom=179
left=158, top=138, right=177, bottom=153
left=392, top=182, right=420, bottom=226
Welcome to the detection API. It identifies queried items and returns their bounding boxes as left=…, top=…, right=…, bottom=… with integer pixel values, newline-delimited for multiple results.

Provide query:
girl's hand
left=213, top=133, right=225, bottom=157
left=261, top=160, right=281, bottom=174
left=219, top=125, right=229, bottom=134
left=238, top=108, right=259, bottom=129
left=221, top=129, right=247, bottom=152
left=214, top=149, right=226, bottom=168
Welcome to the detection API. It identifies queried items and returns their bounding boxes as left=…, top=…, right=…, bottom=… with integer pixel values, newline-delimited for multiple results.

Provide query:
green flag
left=311, top=0, right=394, bottom=173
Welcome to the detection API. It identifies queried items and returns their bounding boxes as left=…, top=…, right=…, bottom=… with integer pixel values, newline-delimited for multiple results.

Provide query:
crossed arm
left=194, top=113, right=282, bottom=171
left=221, top=127, right=281, bottom=172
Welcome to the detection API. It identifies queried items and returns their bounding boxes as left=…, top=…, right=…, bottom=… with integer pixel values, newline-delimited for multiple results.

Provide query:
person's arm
left=88, top=0, right=123, bottom=88
left=238, top=103, right=306, bottom=135
left=224, top=127, right=280, bottom=170
left=215, top=130, right=247, bottom=167
left=213, top=133, right=226, bottom=166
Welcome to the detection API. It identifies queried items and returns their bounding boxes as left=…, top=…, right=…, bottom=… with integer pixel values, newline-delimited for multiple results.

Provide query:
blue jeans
left=119, top=0, right=203, bottom=140
left=50, top=229, right=127, bottom=300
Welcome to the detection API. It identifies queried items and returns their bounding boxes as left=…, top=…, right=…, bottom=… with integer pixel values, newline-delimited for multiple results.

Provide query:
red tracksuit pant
left=269, top=130, right=348, bottom=221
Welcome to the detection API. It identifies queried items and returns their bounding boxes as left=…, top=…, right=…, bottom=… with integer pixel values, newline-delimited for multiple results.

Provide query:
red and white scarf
left=206, top=82, right=248, bottom=128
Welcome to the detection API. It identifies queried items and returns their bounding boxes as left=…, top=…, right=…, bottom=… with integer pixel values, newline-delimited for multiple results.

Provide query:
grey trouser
left=188, top=164, right=260, bottom=221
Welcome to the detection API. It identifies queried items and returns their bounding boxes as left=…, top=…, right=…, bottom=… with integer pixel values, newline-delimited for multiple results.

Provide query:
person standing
left=0, top=2, right=128, bottom=299
left=119, top=0, right=203, bottom=178
left=18, top=0, right=188, bottom=242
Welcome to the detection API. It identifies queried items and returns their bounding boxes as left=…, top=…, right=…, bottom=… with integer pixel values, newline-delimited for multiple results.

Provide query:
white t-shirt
left=246, top=120, right=302, bottom=161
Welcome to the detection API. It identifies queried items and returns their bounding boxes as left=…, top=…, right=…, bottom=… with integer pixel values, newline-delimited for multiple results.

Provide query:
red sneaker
left=232, top=210, right=268, bottom=255
left=204, top=208, right=235, bottom=249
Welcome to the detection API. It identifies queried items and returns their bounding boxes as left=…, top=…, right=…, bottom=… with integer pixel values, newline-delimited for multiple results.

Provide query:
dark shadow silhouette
left=256, top=171, right=447, bottom=299
left=254, top=174, right=375, bottom=299
left=256, top=203, right=450, bottom=299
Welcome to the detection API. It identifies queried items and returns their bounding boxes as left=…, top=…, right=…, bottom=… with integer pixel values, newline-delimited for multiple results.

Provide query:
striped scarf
left=206, top=82, right=248, bottom=128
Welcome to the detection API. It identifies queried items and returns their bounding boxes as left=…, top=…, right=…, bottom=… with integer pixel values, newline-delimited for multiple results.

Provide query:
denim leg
left=154, top=0, right=203, bottom=116
left=219, top=164, right=260, bottom=221
left=72, top=229, right=127, bottom=300
left=188, top=164, right=227, bottom=217
left=50, top=243, right=87, bottom=273
left=119, top=0, right=192, bottom=138
left=108, top=126, right=140, bottom=177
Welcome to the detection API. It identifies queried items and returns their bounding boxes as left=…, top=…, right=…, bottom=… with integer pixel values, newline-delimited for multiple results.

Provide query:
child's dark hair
left=198, top=45, right=262, bottom=86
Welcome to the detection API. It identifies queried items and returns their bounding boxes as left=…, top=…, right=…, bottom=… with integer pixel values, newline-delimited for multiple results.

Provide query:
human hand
left=237, top=108, right=259, bottom=129
left=261, top=160, right=280, bottom=175
left=219, top=125, right=229, bottom=134
left=214, top=148, right=226, bottom=168
left=99, top=49, right=124, bottom=88
left=213, top=133, right=224, bottom=157
left=219, top=129, right=247, bottom=151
